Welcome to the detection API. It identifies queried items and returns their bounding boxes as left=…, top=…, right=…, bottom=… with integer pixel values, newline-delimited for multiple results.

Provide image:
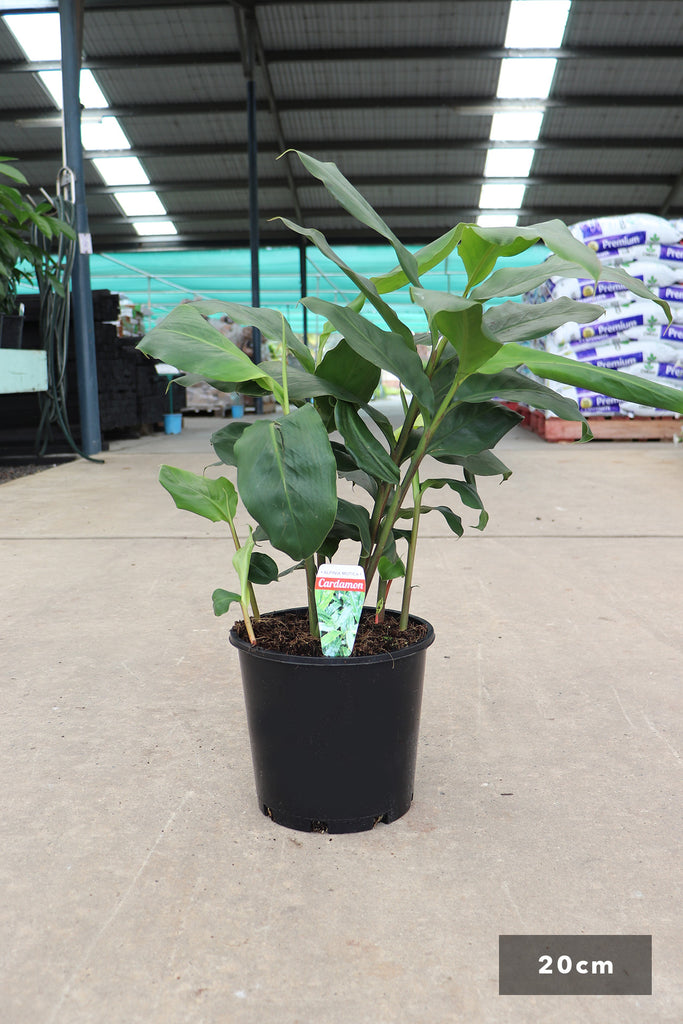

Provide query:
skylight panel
left=496, top=58, right=558, bottom=99
left=476, top=214, right=519, bottom=227
left=489, top=111, right=545, bottom=141
left=37, top=69, right=109, bottom=111
left=479, top=183, right=526, bottom=209
left=3, top=13, right=60, bottom=60
left=81, top=117, right=131, bottom=151
left=484, top=148, right=535, bottom=178
left=132, top=221, right=178, bottom=237
left=505, top=1, right=571, bottom=48
left=115, top=192, right=167, bottom=217
left=93, top=157, right=150, bottom=186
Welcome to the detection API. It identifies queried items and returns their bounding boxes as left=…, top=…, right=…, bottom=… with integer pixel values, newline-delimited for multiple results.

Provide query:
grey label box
left=499, top=935, right=652, bottom=995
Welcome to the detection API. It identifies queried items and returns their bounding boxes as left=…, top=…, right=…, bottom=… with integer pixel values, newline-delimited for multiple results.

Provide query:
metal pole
left=59, top=0, right=101, bottom=455
left=299, top=240, right=308, bottom=346
left=245, top=15, right=262, bottom=414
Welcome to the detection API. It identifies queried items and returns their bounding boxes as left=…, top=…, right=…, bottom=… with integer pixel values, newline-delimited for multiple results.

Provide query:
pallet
left=527, top=409, right=681, bottom=443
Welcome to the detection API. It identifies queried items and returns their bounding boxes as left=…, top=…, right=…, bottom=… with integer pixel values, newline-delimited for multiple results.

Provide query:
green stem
left=305, top=555, right=319, bottom=638
left=241, top=601, right=257, bottom=645
left=226, top=520, right=259, bottom=620
left=280, top=314, right=290, bottom=416
left=364, top=367, right=465, bottom=592
left=375, top=577, right=388, bottom=624
left=399, top=474, right=422, bottom=629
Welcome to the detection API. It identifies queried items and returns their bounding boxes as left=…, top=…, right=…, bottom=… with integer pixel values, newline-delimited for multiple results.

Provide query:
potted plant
left=138, top=152, right=683, bottom=834
left=0, top=157, right=74, bottom=346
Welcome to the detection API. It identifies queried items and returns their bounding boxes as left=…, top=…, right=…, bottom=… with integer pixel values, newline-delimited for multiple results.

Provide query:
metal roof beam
left=2, top=44, right=681, bottom=75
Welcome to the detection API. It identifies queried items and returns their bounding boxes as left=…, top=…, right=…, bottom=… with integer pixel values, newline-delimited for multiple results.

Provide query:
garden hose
left=32, top=167, right=102, bottom=462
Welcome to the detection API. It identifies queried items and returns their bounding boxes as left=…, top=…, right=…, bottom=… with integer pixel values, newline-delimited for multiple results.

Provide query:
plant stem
left=226, top=520, right=260, bottom=620
left=280, top=314, right=290, bottom=416
left=375, top=577, right=388, bottom=623
left=399, top=474, right=422, bottom=629
left=305, top=555, right=319, bottom=637
left=241, top=600, right=257, bottom=644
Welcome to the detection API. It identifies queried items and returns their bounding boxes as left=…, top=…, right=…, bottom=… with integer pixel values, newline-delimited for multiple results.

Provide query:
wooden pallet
left=527, top=409, right=681, bottom=443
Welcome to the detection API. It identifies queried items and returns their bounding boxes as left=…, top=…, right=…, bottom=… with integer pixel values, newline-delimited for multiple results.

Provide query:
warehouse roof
left=1, top=0, right=682, bottom=252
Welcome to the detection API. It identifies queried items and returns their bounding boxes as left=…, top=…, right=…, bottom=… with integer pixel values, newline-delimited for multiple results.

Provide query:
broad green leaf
left=212, top=589, right=242, bottom=617
left=459, top=220, right=602, bottom=293
left=174, top=371, right=269, bottom=397
left=277, top=217, right=415, bottom=346
left=211, top=421, right=251, bottom=466
left=138, top=304, right=284, bottom=402
left=483, top=297, right=604, bottom=344
left=302, top=296, right=434, bottom=413
left=248, top=551, right=279, bottom=585
left=258, top=357, right=371, bottom=405
left=455, top=368, right=590, bottom=437
left=427, top=402, right=522, bottom=459
left=316, top=338, right=380, bottom=403
left=159, top=466, right=237, bottom=523
left=434, top=449, right=513, bottom=480
left=234, top=404, right=337, bottom=560
left=378, top=553, right=406, bottom=581
left=331, top=441, right=378, bottom=498
left=478, top=343, right=683, bottom=416
left=191, top=299, right=314, bottom=371
left=472, top=254, right=674, bottom=318
left=370, top=226, right=465, bottom=297
left=335, top=498, right=372, bottom=554
left=286, top=150, right=420, bottom=286
left=334, top=401, right=400, bottom=485
left=411, top=288, right=500, bottom=378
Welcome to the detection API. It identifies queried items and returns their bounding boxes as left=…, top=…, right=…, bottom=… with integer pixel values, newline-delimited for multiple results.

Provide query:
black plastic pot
left=230, top=609, right=434, bottom=834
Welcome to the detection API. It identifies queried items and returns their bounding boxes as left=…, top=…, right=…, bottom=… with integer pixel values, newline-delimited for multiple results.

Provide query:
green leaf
left=334, top=401, right=399, bottom=485
left=232, top=527, right=255, bottom=605
left=302, top=296, right=434, bottom=413
left=248, top=551, right=279, bottom=585
left=234, top=404, right=337, bottom=560
left=420, top=477, right=489, bottom=530
left=459, top=220, right=602, bottom=293
left=478, top=344, right=683, bottom=416
left=137, top=304, right=284, bottom=402
left=455, top=368, right=590, bottom=436
left=370, top=226, right=465, bottom=297
left=211, top=421, right=251, bottom=466
left=331, top=442, right=378, bottom=498
left=471, top=254, right=674, bottom=319
left=398, top=504, right=464, bottom=537
left=378, top=553, right=406, bottom=581
left=191, top=299, right=314, bottom=371
left=316, top=338, right=380, bottom=404
left=411, top=289, right=500, bottom=379
left=483, top=297, right=604, bottom=344
left=0, top=159, right=28, bottom=185
left=286, top=150, right=420, bottom=286
left=277, top=217, right=415, bottom=346
left=212, top=589, right=242, bottom=617
left=159, top=466, right=237, bottom=523
left=427, top=402, right=522, bottom=459
left=335, top=498, right=373, bottom=554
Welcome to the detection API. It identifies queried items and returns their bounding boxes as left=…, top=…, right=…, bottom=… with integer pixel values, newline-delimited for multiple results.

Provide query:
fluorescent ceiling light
left=81, top=117, right=131, bottom=151
left=484, top=148, right=535, bottom=177
left=479, top=183, right=526, bottom=209
left=497, top=58, right=558, bottom=99
left=477, top=214, right=519, bottom=227
left=115, top=191, right=167, bottom=217
left=3, top=13, right=60, bottom=60
left=489, top=110, right=545, bottom=141
left=93, top=157, right=150, bottom=186
left=132, top=221, right=178, bottom=237
left=505, top=1, right=571, bottom=48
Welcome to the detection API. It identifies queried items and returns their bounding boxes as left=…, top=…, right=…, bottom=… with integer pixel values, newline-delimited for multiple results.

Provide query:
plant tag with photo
left=315, top=565, right=366, bottom=657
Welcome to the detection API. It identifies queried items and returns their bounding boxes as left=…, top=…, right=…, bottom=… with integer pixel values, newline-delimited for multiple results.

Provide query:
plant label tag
left=315, top=565, right=366, bottom=657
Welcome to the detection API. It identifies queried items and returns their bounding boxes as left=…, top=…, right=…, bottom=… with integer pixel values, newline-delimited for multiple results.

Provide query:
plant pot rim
left=229, top=606, right=435, bottom=667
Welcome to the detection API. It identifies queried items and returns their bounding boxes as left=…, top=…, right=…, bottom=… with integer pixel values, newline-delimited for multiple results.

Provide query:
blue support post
left=245, top=16, right=262, bottom=415
left=59, top=0, right=101, bottom=455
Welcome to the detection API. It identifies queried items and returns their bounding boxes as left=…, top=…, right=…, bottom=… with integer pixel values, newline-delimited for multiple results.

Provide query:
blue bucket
left=164, top=413, right=183, bottom=434
left=231, top=403, right=244, bottom=418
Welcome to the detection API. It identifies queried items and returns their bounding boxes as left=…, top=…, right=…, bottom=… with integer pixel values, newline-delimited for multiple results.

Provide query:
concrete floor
left=1, top=413, right=681, bottom=1023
